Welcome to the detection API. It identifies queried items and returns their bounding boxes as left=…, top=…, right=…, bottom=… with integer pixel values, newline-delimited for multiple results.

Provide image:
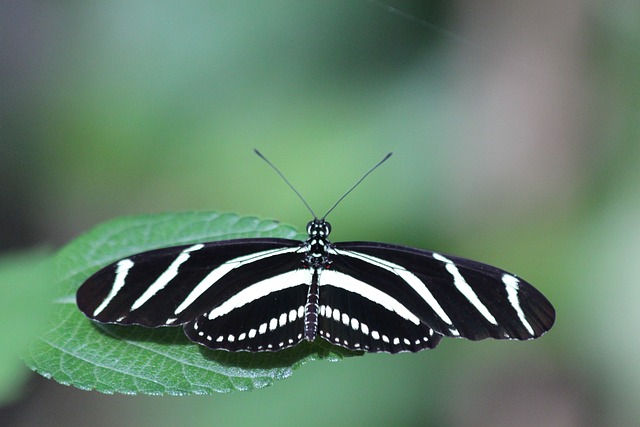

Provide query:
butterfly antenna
left=322, top=152, right=393, bottom=219
left=254, top=149, right=318, bottom=219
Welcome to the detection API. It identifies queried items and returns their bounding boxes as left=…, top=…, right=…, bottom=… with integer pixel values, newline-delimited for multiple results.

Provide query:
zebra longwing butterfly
left=77, top=151, right=555, bottom=353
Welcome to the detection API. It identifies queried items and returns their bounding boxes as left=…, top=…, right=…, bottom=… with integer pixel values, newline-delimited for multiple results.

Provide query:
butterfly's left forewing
left=76, top=239, right=308, bottom=349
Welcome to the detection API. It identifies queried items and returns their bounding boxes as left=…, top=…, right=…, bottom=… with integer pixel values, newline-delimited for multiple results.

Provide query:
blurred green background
left=1, top=0, right=639, bottom=426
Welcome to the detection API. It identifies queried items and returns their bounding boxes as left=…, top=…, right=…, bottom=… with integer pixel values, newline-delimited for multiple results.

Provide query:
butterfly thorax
left=303, top=218, right=333, bottom=269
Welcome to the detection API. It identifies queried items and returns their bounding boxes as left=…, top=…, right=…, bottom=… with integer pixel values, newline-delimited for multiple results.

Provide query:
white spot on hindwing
left=279, top=312, right=287, bottom=327
left=350, top=318, right=359, bottom=330
left=269, top=317, right=278, bottom=331
left=259, top=323, right=267, bottom=334
left=341, top=313, right=349, bottom=325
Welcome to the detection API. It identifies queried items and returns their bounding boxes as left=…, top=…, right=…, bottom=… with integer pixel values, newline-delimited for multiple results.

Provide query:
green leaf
left=23, top=211, right=359, bottom=395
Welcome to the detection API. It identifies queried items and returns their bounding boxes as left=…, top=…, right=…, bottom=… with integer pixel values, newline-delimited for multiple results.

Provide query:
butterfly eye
left=324, top=222, right=331, bottom=236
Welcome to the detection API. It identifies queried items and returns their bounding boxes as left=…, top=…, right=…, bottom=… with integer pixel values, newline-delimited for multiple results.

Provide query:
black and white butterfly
left=77, top=151, right=555, bottom=353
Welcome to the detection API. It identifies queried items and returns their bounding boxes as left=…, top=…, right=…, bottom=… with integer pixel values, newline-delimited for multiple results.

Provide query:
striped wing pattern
left=331, top=243, right=555, bottom=342
left=185, top=279, right=312, bottom=351
left=317, top=281, right=442, bottom=352
left=77, top=230, right=555, bottom=353
left=76, top=239, right=302, bottom=328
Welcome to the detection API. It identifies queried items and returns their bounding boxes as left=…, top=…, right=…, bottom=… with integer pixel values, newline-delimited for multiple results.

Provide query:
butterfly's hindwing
left=317, top=280, right=442, bottom=353
left=332, top=242, right=555, bottom=341
left=184, top=278, right=310, bottom=352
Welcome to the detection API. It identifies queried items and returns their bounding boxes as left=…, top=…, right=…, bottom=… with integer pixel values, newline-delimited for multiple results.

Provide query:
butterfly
left=77, top=151, right=555, bottom=353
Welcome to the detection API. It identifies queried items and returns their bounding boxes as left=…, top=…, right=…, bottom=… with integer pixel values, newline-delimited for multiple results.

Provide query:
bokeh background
left=1, top=1, right=639, bottom=426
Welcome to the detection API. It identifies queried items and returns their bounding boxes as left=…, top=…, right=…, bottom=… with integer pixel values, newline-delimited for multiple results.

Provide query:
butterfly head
left=306, top=218, right=331, bottom=239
